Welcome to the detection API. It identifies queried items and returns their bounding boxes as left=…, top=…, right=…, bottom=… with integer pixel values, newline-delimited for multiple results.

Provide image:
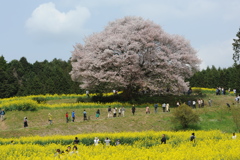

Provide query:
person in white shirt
left=105, top=137, right=111, bottom=146
left=192, top=100, right=196, bottom=108
left=232, top=133, right=237, bottom=139
left=94, top=137, right=100, bottom=146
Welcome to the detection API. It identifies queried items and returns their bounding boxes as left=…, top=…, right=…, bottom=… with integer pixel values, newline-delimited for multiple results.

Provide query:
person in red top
left=66, top=112, right=69, bottom=123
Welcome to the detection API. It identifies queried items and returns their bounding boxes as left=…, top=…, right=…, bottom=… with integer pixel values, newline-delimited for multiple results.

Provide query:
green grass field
left=0, top=93, right=238, bottom=138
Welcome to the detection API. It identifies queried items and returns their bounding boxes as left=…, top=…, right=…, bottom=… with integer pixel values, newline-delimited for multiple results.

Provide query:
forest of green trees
left=189, top=28, right=240, bottom=92
left=188, top=65, right=240, bottom=91
left=0, top=56, right=83, bottom=98
left=1, top=54, right=240, bottom=99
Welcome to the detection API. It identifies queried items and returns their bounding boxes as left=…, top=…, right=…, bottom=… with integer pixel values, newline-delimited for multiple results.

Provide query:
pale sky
left=0, top=0, right=239, bottom=69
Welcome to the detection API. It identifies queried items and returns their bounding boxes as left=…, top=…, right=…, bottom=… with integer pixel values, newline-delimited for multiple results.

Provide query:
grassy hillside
left=0, top=93, right=238, bottom=138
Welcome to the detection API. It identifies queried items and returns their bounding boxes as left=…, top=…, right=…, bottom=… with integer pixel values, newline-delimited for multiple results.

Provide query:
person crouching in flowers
left=54, top=149, right=61, bottom=158
left=65, top=146, right=71, bottom=154
left=115, top=139, right=120, bottom=145
left=69, top=146, right=78, bottom=155
left=232, top=133, right=237, bottom=139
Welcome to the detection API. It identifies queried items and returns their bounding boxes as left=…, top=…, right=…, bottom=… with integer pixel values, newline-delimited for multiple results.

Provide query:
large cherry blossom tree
left=70, top=16, right=201, bottom=96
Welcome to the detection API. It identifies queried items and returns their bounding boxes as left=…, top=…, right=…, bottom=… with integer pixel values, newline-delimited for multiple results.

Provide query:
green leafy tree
left=171, top=104, right=200, bottom=129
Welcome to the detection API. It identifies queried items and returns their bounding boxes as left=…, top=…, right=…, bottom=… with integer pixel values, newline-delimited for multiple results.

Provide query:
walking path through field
left=1, top=121, right=7, bottom=130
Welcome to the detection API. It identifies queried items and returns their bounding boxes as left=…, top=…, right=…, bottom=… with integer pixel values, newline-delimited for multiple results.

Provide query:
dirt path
left=1, top=120, right=7, bottom=130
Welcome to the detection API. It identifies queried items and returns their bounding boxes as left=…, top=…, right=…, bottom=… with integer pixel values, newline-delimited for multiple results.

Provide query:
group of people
left=54, top=137, right=81, bottom=158
left=23, top=99, right=217, bottom=128
left=216, top=87, right=227, bottom=95
left=108, top=106, right=125, bottom=118
left=54, top=145, right=79, bottom=158
left=185, top=99, right=204, bottom=108
left=65, top=110, right=88, bottom=123
left=235, top=95, right=240, bottom=103
left=183, top=98, right=212, bottom=108
left=93, top=137, right=119, bottom=146
left=146, top=103, right=170, bottom=114
left=62, top=104, right=171, bottom=124
left=54, top=136, right=121, bottom=158
left=55, top=132, right=200, bottom=157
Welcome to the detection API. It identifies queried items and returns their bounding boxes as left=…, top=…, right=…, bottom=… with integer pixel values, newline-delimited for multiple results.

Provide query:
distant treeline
left=188, top=65, right=240, bottom=92
left=1, top=55, right=239, bottom=99
left=0, top=56, right=83, bottom=98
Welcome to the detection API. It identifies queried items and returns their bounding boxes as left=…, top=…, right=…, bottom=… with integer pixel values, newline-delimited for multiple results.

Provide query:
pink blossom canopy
left=70, top=16, right=201, bottom=94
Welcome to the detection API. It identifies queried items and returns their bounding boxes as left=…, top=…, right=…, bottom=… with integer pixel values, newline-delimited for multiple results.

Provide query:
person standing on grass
left=121, top=106, right=125, bottom=117
left=113, top=107, right=117, bottom=117
left=115, top=107, right=118, bottom=116
left=24, top=117, right=28, bottom=128
left=0, top=109, right=5, bottom=121
left=198, top=99, right=201, bottom=108
left=166, top=103, right=170, bottom=112
left=146, top=106, right=150, bottom=114
left=86, top=90, right=89, bottom=97
left=162, top=103, right=166, bottom=112
left=154, top=103, right=158, bottom=113
left=176, top=101, right=180, bottom=107
left=201, top=99, right=204, bottom=107
left=66, top=112, right=69, bottom=123
left=161, top=134, right=166, bottom=144
left=132, top=105, right=136, bottom=115
left=107, top=106, right=112, bottom=118
left=48, top=113, right=53, bottom=125
left=118, top=107, right=122, bottom=117
left=208, top=99, right=212, bottom=106
left=96, top=109, right=100, bottom=119
left=83, top=110, right=87, bottom=121
left=72, top=111, right=75, bottom=122
left=192, top=100, right=196, bottom=108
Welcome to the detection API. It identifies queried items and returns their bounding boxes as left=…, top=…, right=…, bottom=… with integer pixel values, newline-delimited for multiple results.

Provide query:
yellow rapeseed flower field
left=0, top=130, right=239, bottom=159
left=0, top=92, right=129, bottom=110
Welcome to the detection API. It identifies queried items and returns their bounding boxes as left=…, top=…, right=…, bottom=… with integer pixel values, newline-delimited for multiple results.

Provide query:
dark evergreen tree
left=0, top=56, right=18, bottom=98
left=233, top=28, right=240, bottom=65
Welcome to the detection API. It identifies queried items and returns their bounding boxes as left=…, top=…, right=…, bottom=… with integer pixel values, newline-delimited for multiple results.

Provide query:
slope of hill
left=0, top=93, right=237, bottom=138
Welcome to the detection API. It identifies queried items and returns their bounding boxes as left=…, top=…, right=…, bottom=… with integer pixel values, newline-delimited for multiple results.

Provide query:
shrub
left=76, top=97, right=92, bottom=103
left=32, top=97, right=47, bottom=104
left=171, top=104, right=200, bottom=129
left=192, top=88, right=203, bottom=95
